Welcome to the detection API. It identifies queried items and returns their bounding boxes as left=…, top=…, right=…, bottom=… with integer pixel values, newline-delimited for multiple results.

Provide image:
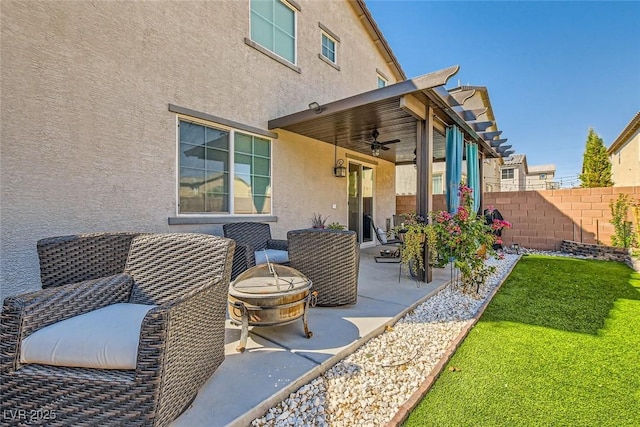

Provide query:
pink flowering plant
left=429, top=184, right=511, bottom=293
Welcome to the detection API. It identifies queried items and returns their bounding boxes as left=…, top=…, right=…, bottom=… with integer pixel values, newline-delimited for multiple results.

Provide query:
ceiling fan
left=364, top=129, right=400, bottom=157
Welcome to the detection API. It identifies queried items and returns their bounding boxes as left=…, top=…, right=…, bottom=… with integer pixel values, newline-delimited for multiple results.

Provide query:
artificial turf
left=404, top=255, right=640, bottom=427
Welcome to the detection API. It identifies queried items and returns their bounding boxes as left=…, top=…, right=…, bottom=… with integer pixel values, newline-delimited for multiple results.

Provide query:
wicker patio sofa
left=287, top=228, right=359, bottom=306
left=223, top=222, right=289, bottom=279
left=0, top=232, right=235, bottom=426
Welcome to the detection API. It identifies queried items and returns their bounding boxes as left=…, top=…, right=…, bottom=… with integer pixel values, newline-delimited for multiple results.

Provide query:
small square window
left=501, top=168, right=514, bottom=180
left=321, top=32, right=336, bottom=64
left=377, top=74, right=387, bottom=88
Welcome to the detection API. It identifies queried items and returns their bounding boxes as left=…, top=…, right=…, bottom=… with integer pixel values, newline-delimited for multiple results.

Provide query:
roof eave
left=349, top=0, right=406, bottom=81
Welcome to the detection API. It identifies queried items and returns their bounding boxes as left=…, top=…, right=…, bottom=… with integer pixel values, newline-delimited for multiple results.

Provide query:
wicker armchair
left=0, top=233, right=235, bottom=427
left=223, top=222, right=289, bottom=279
left=287, top=229, right=359, bottom=306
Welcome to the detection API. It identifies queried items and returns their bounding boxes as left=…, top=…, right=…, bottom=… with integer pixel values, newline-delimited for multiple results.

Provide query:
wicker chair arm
left=267, top=238, right=289, bottom=251
left=0, top=274, right=132, bottom=373
left=231, top=243, right=256, bottom=280
left=134, top=280, right=228, bottom=419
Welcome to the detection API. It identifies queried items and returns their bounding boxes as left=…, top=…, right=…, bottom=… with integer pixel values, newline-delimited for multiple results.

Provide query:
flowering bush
left=429, top=184, right=511, bottom=293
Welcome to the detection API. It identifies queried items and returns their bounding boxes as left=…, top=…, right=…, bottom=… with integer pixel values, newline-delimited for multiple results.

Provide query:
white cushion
left=255, top=249, right=289, bottom=265
left=377, top=228, right=387, bottom=244
left=21, top=303, right=156, bottom=370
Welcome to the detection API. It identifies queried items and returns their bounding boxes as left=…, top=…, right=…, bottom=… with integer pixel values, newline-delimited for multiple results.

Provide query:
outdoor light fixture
left=308, top=101, right=325, bottom=114
left=334, top=159, right=346, bottom=177
left=371, top=146, right=380, bottom=157
left=333, top=139, right=346, bottom=177
left=513, top=243, right=520, bottom=254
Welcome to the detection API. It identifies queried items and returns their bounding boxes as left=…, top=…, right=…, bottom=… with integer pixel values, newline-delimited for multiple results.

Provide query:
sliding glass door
left=348, top=162, right=375, bottom=245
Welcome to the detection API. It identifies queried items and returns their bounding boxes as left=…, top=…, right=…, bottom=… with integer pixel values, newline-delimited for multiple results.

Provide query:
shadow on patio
left=171, top=246, right=452, bottom=427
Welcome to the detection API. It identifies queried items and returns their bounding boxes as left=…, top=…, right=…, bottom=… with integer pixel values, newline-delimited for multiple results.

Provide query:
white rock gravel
left=251, top=254, right=520, bottom=427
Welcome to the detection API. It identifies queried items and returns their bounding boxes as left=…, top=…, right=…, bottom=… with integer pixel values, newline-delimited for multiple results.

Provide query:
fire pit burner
left=228, top=262, right=317, bottom=352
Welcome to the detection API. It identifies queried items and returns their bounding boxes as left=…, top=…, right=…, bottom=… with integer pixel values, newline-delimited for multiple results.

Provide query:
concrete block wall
left=396, top=186, right=640, bottom=251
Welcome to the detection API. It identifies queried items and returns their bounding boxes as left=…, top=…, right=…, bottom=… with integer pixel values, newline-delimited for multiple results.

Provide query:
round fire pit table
left=228, top=263, right=317, bottom=352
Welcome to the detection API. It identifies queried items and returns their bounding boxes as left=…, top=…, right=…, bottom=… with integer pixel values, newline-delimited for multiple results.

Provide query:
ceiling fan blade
left=379, top=139, right=401, bottom=145
left=380, top=145, right=391, bottom=151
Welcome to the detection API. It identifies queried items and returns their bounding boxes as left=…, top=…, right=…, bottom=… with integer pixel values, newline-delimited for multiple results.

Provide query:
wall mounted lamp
left=308, top=101, right=325, bottom=114
left=334, top=159, right=346, bottom=177
left=333, top=139, right=346, bottom=177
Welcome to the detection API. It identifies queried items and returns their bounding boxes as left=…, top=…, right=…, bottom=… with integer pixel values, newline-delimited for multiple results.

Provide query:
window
left=377, top=74, right=387, bottom=88
left=179, top=120, right=271, bottom=215
left=433, top=174, right=443, bottom=194
left=250, top=0, right=296, bottom=64
left=502, top=168, right=514, bottom=179
left=321, top=32, right=336, bottom=64
left=539, top=173, right=547, bottom=180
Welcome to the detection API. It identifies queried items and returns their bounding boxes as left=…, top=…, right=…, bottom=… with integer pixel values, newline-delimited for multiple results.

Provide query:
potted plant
left=391, top=212, right=437, bottom=280
left=311, top=213, right=329, bottom=229
left=327, top=222, right=346, bottom=230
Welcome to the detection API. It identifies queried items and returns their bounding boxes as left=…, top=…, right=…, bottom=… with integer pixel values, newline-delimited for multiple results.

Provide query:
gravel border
left=251, top=254, right=521, bottom=427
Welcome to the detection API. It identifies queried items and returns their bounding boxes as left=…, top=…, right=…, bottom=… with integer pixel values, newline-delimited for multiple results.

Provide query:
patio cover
left=268, top=66, right=501, bottom=166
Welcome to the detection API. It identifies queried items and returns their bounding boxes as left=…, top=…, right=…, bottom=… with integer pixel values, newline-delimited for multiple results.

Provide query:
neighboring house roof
left=607, top=111, right=640, bottom=154
left=503, top=154, right=525, bottom=165
left=349, top=0, right=406, bottom=81
left=528, top=164, right=556, bottom=174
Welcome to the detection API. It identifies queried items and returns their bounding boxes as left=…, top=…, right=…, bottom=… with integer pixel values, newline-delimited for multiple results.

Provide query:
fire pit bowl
left=228, top=263, right=317, bottom=352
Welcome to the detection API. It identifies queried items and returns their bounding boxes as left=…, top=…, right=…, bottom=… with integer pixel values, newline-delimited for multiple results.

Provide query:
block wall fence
left=396, top=186, right=640, bottom=251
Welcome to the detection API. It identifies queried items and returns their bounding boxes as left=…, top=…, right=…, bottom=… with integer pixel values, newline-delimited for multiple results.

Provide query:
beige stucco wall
left=610, top=128, right=640, bottom=187
left=0, top=0, right=400, bottom=299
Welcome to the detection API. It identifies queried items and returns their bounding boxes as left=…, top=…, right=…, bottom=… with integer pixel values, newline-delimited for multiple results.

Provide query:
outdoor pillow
left=255, top=249, right=289, bottom=265
left=377, top=228, right=387, bottom=244
left=21, top=302, right=156, bottom=370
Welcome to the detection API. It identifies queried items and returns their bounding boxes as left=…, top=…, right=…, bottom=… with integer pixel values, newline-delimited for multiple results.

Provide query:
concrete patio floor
left=171, top=246, right=453, bottom=427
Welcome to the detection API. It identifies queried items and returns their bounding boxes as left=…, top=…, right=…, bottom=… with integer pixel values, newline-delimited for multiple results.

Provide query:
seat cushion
left=21, top=303, right=156, bottom=370
left=255, top=249, right=289, bottom=265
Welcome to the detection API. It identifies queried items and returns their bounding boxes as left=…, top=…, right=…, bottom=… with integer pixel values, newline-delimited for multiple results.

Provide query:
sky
left=365, top=0, right=640, bottom=186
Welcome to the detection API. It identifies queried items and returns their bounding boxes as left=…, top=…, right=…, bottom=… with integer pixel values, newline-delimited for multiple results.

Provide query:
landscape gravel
left=251, top=253, right=521, bottom=427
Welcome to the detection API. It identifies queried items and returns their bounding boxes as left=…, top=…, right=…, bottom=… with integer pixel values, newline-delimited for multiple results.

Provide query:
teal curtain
left=466, top=142, right=480, bottom=214
left=445, top=126, right=463, bottom=213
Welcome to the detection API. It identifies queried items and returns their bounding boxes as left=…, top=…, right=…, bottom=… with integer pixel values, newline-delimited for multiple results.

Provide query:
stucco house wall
left=0, top=0, right=399, bottom=299
left=609, top=114, right=640, bottom=187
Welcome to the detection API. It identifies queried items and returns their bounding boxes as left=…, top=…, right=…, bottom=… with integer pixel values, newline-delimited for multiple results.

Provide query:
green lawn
left=405, top=255, right=640, bottom=427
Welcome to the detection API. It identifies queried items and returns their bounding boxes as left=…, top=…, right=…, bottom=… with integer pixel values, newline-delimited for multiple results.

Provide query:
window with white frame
left=377, top=74, right=387, bottom=88
left=179, top=119, right=271, bottom=215
left=539, top=173, right=547, bottom=179
left=250, top=0, right=296, bottom=64
left=502, top=168, right=514, bottom=179
left=433, top=174, right=444, bottom=194
left=321, top=32, right=337, bottom=64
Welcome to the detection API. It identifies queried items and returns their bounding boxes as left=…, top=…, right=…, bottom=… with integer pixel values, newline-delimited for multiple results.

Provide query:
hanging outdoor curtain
left=466, top=142, right=480, bottom=215
left=445, top=125, right=463, bottom=214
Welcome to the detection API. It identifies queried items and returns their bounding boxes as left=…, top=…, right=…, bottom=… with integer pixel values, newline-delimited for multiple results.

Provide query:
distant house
left=500, top=155, right=557, bottom=191
left=608, top=112, right=640, bottom=187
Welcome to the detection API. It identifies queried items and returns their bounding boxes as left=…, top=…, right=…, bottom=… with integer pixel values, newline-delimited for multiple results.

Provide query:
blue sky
left=365, top=0, right=640, bottom=186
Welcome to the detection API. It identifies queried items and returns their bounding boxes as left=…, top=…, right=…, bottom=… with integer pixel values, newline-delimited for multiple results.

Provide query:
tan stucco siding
left=610, top=129, right=640, bottom=187
left=0, top=0, right=398, bottom=299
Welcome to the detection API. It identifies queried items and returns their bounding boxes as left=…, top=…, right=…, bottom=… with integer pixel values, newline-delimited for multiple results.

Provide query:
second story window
left=502, top=168, right=514, bottom=180
left=539, top=173, right=547, bottom=179
left=321, top=32, right=336, bottom=63
left=377, top=74, right=387, bottom=88
left=250, top=0, right=296, bottom=64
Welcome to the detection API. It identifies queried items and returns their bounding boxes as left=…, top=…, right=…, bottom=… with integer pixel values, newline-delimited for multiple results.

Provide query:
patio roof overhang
left=268, top=65, right=505, bottom=165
